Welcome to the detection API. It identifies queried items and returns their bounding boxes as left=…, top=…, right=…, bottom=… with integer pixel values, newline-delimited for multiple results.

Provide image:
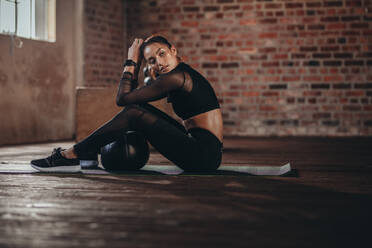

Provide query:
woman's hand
left=128, top=38, right=144, bottom=63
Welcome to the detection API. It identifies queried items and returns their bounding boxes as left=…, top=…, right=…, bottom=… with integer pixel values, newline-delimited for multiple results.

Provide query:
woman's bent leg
left=73, top=103, right=218, bottom=172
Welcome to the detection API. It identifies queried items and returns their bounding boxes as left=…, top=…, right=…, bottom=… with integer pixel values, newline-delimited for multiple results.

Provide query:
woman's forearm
left=117, top=38, right=144, bottom=106
left=116, top=65, right=138, bottom=106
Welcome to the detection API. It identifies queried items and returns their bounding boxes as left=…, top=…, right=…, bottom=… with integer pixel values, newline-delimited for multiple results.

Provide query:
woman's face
left=143, top=42, right=179, bottom=75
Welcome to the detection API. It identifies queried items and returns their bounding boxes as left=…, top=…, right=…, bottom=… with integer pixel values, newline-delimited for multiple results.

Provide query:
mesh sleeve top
left=116, top=62, right=220, bottom=120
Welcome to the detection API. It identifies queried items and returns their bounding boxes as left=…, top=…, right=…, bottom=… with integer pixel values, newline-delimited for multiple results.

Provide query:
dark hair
left=141, top=36, right=172, bottom=55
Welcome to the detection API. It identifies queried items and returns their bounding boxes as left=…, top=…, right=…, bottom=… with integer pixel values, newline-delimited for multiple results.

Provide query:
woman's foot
left=61, top=147, right=78, bottom=159
left=30, top=147, right=81, bottom=173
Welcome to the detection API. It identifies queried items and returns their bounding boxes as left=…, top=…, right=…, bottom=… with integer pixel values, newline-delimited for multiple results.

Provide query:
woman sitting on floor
left=31, top=35, right=223, bottom=173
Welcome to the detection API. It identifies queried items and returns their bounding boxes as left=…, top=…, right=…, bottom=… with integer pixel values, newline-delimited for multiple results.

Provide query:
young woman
left=31, top=36, right=223, bottom=173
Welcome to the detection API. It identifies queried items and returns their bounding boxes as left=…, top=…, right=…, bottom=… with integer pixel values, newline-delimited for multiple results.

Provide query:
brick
left=364, top=105, right=372, bottom=111
left=261, top=61, right=279, bottom=67
left=181, top=21, right=199, bottom=27
left=323, top=60, right=342, bottom=66
left=223, top=120, right=235, bottom=126
left=343, top=105, right=362, bottom=111
left=304, top=91, right=322, bottom=96
left=304, top=61, right=320, bottom=66
left=287, top=24, right=305, bottom=31
left=321, top=16, right=339, bottom=22
left=202, top=63, right=219, bottom=69
left=324, top=1, right=343, bottom=7
left=280, top=120, right=299, bottom=126
left=350, top=23, right=369, bottom=29
left=259, top=105, right=278, bottom=111
left=322, top=120, right=340, bottom=126
left=259, top=33, right=278, bottom=39
left=282, top=61, right=296, bottom=67
left=265, top=3, right=282, bottom=9
left=313, top=113, right=332, bottom=119
left=332, top=83, right=351, bottom=89
left=208, top=55, right=228, bottom=61
left=183, top=6, right=199, bottom=12
left=292, top=53, right=306, bottom=59
left=262, top=91, right=279, bottom=97
left=300, top=46, right=318, bottom=52
left=321, top=46, right=339, bottom=52
left=215, top=13, right=224, bottom=18
left=297, top=98, right=305, bottom=103
left=202, top=49, right=218, bottom=54
left=313, top=53, right=331, bottom=58
left=364, top=120, right=372, bottom=126
left=285, top=3, right=303, bottom=8
left=354, top=83, right=372, bottom=89
left=221, top=63, right=239, bottom=68
left=304, top=75, right=322, bottom=81
left=341, top=16, right=361, bottom=22
left=263, top=120, right=277, bottom=125
left=242, top=91, right=260, bottom=97
left=307, top=10, right=316, bottom=15
left=217, top=0, right=234, bottom=3
left=260, top=18, right=277, bottom=24
left=269, top=84, right=287, bottom=90
left=308, top=24, right=325, bottom=30
left=334, top=53, right=353, bottom=58
left=204, top=6, right=220, bottom=11
left=312, top=84, right=330, bottom=89
left=223, top=91, right=240, bottom=97
left=223, top=5, right=240, bottom=11
left=324, top=75, right=343, bottom=82
left=283, top=75, right=300, bottom=82
left=306, top=2, right=322, bottom=8
left=345, top=60, right=364, bottom=66
left=345, top=0, right=362, bottom=7
left=250, top=54, right=268, bottom=60
left=342, top=30, right=360, bottom=36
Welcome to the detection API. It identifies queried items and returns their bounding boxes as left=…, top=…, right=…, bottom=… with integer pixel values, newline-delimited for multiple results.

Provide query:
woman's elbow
left=116, top=95, right=129, bottom=106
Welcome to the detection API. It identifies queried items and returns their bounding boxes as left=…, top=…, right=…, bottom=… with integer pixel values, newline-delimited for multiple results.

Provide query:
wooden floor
left=0, top=137, right=371, bottom=248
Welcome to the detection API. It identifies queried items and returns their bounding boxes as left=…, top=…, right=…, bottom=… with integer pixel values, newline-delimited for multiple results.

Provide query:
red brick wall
left=83, top=0, right=125, bottom=86
left=125, top=0, right=372, bottom=136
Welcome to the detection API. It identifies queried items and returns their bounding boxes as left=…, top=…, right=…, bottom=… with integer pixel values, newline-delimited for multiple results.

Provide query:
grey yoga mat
left=0, top=162, right=292, bottom=176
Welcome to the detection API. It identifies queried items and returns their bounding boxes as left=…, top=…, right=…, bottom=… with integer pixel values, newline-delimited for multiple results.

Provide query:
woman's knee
left=116, top=104, right=143, bottom=119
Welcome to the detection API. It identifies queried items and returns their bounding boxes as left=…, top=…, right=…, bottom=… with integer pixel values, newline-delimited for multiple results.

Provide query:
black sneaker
left=79, top=152, right=99, bottom=169
left=30, top=148, right=81, bottom=173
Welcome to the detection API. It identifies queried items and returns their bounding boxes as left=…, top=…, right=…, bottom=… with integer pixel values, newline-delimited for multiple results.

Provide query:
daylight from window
left=0, top=0, right=55, bottom=42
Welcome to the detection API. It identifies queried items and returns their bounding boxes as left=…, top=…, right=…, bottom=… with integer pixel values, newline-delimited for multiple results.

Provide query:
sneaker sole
left=80, top=160, right=99, bottom=167
left=80, top=160, right=99, bottom=170
left=30, top=164, right=81, bottom=173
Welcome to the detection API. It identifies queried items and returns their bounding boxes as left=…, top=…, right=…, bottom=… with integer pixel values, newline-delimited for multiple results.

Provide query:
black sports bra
left=166, top=63, right=220, bottom=120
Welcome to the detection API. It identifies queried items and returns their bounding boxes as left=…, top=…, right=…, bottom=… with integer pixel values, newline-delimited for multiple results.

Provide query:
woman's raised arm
left=116, top=70, right=185, bottom=106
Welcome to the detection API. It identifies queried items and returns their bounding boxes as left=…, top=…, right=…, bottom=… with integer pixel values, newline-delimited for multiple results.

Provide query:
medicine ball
left=100, top=131, right=150, bottom=171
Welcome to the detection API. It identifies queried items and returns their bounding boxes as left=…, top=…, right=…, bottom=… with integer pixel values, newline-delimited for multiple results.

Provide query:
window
left=0, top=0, right=55, bottom=42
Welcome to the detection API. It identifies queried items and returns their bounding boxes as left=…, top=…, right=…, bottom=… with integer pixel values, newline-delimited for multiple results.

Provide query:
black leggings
left=73, top=103, right=223, bottom=172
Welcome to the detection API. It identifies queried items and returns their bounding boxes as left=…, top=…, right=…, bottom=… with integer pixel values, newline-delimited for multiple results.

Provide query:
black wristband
left=122, top=71, right=133, bottom=79
left=123, top=59, right=137, bottom=68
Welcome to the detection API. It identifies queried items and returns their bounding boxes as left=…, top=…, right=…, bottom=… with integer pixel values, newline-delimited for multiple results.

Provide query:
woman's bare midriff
left=183, top=108, right=223, bottom=143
